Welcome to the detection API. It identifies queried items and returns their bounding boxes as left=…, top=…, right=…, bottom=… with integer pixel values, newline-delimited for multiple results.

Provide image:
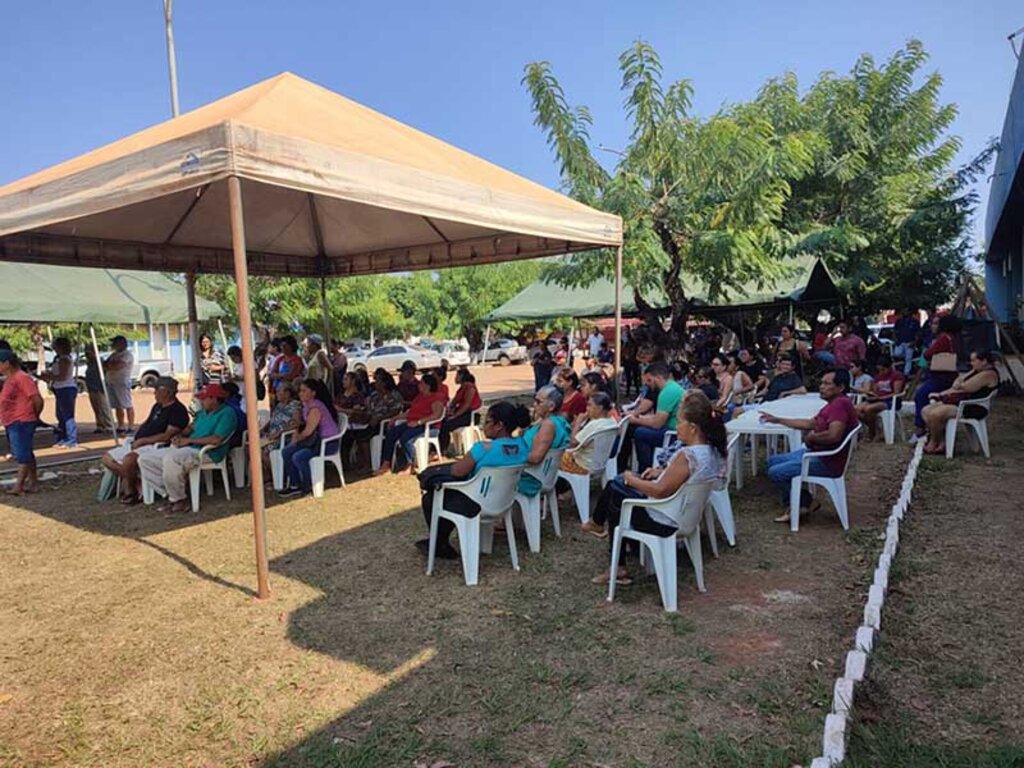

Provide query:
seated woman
left=709, top=354, right=735, bottom=413
left=518, top=384, right=572, bottom=500
left=590, top=390, right=727, bottom=585
left=259, top=381, right=303, bottom=481
left=556, top=392, right=618, bottom=529
left=345, top=368, right=404, bottom=470
left=438, top=368, right=482, bottom=455
left=580, top=371, right=619, bottom=419
left=278, top=379, right=342, bottom=497
left=376, top=373, right=447, bottom=474
left=335, top=372, right=366, bottom=417
left=854, top=356, right=905, bottom=440
left=413, top=401, right=532, bottom=560
left=555, top=368, right=587, bottom=419
left=849, top=359, right=874, bottom=396
left=921, top=350, right=999, bottom=455
left=725, top=353, right=754, bottom=411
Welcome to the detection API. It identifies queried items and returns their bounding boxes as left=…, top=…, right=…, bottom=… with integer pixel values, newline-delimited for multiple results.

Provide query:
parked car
left=348, top=343, right=442, bottom=373
left=478, top=338, right=528, bottom=366
left=424, top=340, right=471, bottom=368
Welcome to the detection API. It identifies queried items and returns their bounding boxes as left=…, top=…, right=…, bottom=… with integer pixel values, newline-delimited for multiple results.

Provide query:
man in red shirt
left=825, top=322, right=867, bottom=368
left=0, top=350, right=44, bottom=494
left=761, top=368, right=859, bottom=524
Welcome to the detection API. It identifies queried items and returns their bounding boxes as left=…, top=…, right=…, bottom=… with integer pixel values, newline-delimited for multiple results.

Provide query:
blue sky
left=1, top=1, right=1021, bottom=244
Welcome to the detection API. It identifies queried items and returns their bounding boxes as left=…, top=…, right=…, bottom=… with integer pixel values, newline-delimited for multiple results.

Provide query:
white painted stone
left=885, top=527, right=899, bottom=549
left=874, top=566, right=889, bottom=591
left=855, top=625, right=875, bottom=653
left=823, top=713, right=848, bottom=763
left=833, top=677, right=855, bottom=716
left=845, top=649, right=868, bottom=681
left=810, top=758, right=832, bottom=768
left=879, top=552, right=892, bottom=571
left=864, top=602, right=881, bottom=630
left=869, top=584, right=885, bottom=606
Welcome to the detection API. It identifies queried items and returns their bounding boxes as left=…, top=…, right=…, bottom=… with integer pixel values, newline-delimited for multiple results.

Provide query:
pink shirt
left=303, top=399, right=340, bottom=440
left=831, top=334, right=866, bottom=367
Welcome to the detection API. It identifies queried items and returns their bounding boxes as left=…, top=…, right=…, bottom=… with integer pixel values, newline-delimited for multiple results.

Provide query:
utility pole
left=163, top=0, right=180, bottom=117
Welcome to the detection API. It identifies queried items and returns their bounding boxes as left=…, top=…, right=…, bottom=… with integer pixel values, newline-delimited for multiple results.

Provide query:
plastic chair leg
left=546, top=490, right=561, bottom=538
left=945, top=419, right=957, bottom=459
left=221, top=466, right=231, bottom=501
left=565, top=474, right=591, bottom=523
left=703, top=505, right=719, bottom=558
left=189, top=470, right=202, bottom=514
left=519, top=496, right=542, bottom=553
left=682, top=531, right=706, bottom=594
left=504, top=510, right=520, bottom=572
left=270, top=450, right=285, bottom=491
left=881, top=411, right=895, bottom=444
left=709, top=490, right=736, bottom=546
left=830, top=478, right=849, bottom=529
left=426, top=506, right=441, bottom=576
left=458, top=517, right=481, bottom=586
left=789, top=476, right=803, bottom=532
left=311, top=459, right=326, bottom=498
left=976, top=422, right=990, bottom=457
left=652, top=536, right=678, bottom=611
left=231, top=448, right=246, bottom=488
left=607, top=528, right=625, bottom=603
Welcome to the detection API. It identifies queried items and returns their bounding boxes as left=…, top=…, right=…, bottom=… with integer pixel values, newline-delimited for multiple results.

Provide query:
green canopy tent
left=0, top=262, right=224, bottom=323
left=484, top=256, right=840, bottom=323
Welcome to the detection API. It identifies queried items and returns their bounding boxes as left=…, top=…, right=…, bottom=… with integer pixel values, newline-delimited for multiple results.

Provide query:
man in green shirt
left=628, top=362, right=684, bottom=470
left=137, top=383, right=238, bottom=514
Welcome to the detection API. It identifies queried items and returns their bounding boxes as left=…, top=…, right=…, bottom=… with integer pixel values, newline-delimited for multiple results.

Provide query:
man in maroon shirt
left=826, top=322, right=868, bottom=368
left=761, top=368, right=859, bottom=524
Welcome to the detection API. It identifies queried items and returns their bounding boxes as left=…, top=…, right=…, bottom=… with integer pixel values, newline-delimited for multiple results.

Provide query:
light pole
left=163, top=0, right=180, bottom=117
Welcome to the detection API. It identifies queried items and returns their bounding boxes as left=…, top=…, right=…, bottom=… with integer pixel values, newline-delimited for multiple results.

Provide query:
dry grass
left=847, top=398, right=1024, bottom=768
left=0, top=429, right=910, bottom=768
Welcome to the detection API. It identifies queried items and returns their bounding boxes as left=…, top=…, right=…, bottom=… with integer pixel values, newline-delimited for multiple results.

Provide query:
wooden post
left=185, top=272, right=202, bottom=391
left=614, top=245, right=623, bottom=401
left=227, top=175, right=271, bottom=600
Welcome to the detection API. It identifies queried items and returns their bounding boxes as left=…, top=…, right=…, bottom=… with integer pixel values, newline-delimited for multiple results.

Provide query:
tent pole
left=788, top=303, right=794, bottom=325
left=614, top=245, right=623, bottom=402
left=185, top=272, right=202, bottom=391
left=90, top=324, right=119, bottom=447
left=178, top=324, right=186, bottom=373
left=217, top=319, right=233, bottom=378
left=320, top=275, right=332, bottom=345
left=227, top=175, right=271, bottom=601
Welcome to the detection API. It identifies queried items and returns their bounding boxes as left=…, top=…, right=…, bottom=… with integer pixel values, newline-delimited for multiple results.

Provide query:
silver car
left=349, top=343, right=442, bottom=373
left=480, top=338, right=528, bottom=366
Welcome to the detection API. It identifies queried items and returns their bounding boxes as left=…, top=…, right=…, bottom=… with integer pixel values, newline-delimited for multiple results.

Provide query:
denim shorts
left=6, top=421, right=37, bottom=465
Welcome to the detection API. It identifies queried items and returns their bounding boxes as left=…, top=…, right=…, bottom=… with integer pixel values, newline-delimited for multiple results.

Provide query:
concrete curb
left=809, top=439, right=925, bottom=766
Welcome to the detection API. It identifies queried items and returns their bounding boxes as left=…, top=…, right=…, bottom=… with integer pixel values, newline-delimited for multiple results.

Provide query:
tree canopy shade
left=484, top=255, right=837, bottom=322
left=0, top=73, right=621, bottom=276
left=0, top=262, right=223, bottom=323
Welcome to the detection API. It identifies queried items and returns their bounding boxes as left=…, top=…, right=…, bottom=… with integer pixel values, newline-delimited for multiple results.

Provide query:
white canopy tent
left=0, top=73, right=623, bottom=598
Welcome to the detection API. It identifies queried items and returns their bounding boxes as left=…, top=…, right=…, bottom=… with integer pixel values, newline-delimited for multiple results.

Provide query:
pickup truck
left=478, top=338, right=528, bottom=366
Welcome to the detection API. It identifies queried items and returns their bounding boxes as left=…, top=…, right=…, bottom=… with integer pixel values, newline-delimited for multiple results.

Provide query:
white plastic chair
left=788, top=424, right=862, bottom=532
left=944, top=391, right=996, bottom=459
left=607, top=480, right=715, bottom=612
left=229, top=431, right=249, bottom=488
left=268, top=429, right=297, bottom=491
left=513, top=449, right=565, bottom=552
left=310, top=414, right=347, bottom=497
left=705, top=434, right=739, bottom=554
left=604, top=418, right=631, bottom=486
left=426, top=465, right=525, bottom=586
left=878, top=394, right=905, bottom=444
left=451, top=409, right=483, bottom=456
left=369, top=419, right=392, bottom=472
left=413, top=415, right=444, bottom=472
left=188, top=442, right=233, bottom=513
left=557, top=424, right=621, bottom=523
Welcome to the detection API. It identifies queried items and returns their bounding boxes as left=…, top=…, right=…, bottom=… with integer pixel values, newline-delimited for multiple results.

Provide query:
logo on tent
left=180, top=152, right=201, bottom=175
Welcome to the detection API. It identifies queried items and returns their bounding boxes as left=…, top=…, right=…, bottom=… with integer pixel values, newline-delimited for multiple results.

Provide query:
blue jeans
left=382, top=424, right=436, bottom=468
left=282, top=438, right=338, bottom=491
left=54, top=386, right=78, bottom=445
left=913, top=373, right=955, bottom=429
left=766, top=448, right=831, bottom=507
left=814, top=350, right=836, bottom=366
left=893, top=343, right=914, bottom=376
left=633, top=425, right=670, bottom=471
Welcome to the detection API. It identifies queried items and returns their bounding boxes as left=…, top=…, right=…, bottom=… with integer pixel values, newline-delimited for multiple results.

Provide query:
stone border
left=809, top=439, right=924, bottom=768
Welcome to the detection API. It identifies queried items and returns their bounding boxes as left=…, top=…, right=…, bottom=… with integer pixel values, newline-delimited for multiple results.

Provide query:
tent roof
left=484, top=256, right=838, bottom=322
left=0, top=262, right=224, bottom=323
left=0, top=73, right=621, bottom=277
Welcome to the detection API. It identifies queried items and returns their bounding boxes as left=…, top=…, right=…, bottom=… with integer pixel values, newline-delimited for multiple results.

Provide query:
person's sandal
left=591, top=569, right=632, bottom=586
left=580, top=520, right=608, bottom=539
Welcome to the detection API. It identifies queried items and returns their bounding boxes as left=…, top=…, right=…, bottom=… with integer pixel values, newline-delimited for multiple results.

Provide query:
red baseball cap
left=196, top=383, right=228, bottom=400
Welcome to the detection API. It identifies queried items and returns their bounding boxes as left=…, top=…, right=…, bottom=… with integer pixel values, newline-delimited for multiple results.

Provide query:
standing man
left=0, top=350, right=44, bottom=494
left=892, top=309, right=921, bottom=376
left=627, top=362, right=684, bottom=471
left=761, top=368, right=859, bottom=525
left=587, top=328, right=604, bottom=360
left=102, top=377, right=190, bottom=504
left=137, top=383, right=237, bottom=514
left=103, top=335, right=135, bottom=434
left=530, top=342, right=554, bottom=392
left=83, top=347, right=114, bottom=433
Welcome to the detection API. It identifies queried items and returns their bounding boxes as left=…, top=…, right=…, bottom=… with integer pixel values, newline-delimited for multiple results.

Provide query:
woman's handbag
left=929, top=352, right=958, bottom=373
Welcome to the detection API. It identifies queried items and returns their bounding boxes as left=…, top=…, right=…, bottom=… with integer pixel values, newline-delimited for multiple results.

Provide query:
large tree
left=752, top=40, right=992, bottom=312
left=523, top=42, right=816, bottom=341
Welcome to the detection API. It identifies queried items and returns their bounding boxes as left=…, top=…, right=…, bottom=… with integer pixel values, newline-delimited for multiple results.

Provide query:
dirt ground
left=1, top=416, right=913, bottom=767
left=846, top=398, right=1024, bottom=767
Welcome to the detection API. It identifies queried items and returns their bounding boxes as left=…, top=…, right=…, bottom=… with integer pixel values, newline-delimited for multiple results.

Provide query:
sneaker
left=277, top=486, right=302, bottom=498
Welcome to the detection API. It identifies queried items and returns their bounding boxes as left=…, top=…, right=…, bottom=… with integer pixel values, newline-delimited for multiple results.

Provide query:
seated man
left=627, top=362, right=684, bottom=471
left=137, top=383, right=238, bottom=514
left=101, top=376, right=189, bottom=504
left=761, top=369, right=859, bottom=524
left=763, top=354, right=807, bottom=401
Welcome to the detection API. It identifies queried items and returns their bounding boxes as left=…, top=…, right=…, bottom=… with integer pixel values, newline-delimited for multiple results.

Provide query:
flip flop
left=591, top=570, right=632, bottom=586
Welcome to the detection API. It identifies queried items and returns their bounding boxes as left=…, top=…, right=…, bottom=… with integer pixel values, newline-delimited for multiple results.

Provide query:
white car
left=480, top=338, right=528, bottom=366
left=426, top=341, right=471, bottom=368
left=349, top=343, right=442, bottom=373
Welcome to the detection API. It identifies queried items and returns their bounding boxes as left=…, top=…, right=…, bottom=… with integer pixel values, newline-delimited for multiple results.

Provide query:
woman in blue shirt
left=518, top=385, right=572, bottom=497
left=416, top=401, right=532, bottom=560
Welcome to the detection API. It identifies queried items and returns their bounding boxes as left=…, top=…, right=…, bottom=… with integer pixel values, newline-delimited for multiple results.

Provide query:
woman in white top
left=40, top=337, right=79, bottom=448
left=709, top=354, right=734, bottom=410
left=560, top=392, right=617, bottom=476
left=726, top=353, right=754, bottom=403
left=588, top=390, right=728, bottom=583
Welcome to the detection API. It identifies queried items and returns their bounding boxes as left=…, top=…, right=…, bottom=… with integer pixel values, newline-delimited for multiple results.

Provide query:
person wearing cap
left=137, top=382, right=237, bottom=514
left=397, top=360, right=419, bottom=406
left=304, top=334, right=334, bottom=392
left=0, top=349, right=44, bottom=494
left=101, top=377, right=190, bottom=504
left=103, top=335, right=135, bottom=433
